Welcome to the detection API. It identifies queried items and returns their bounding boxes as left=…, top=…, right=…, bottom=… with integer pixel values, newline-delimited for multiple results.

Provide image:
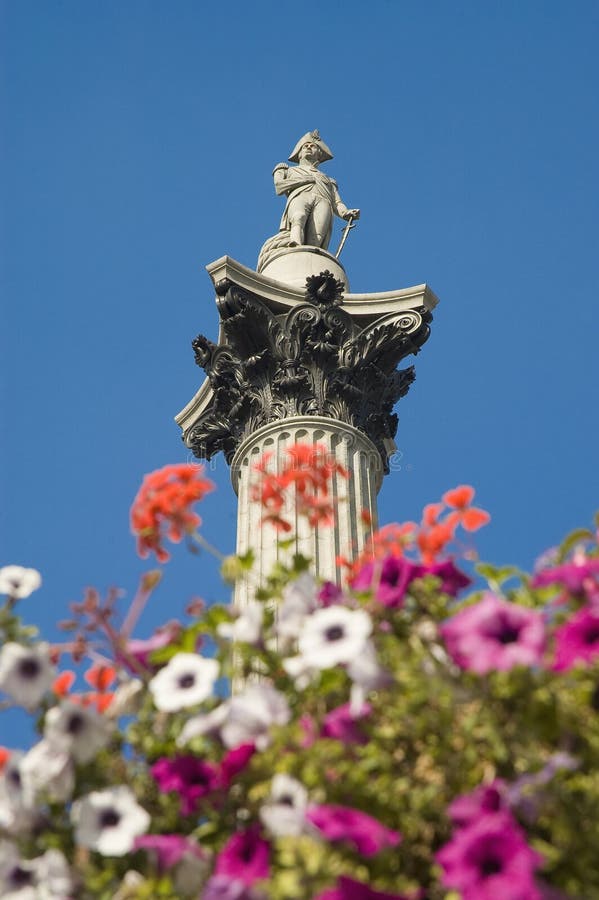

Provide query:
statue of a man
left=274, top=130, right=360, bottom=250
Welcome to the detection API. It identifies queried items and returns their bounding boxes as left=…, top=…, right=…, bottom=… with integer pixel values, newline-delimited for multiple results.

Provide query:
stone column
left=230, top=416, right=383, bottom=608
left=176, top=255, right=438, bottom=609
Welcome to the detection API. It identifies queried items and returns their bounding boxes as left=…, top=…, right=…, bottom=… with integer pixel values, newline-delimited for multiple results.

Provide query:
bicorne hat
left=288, top=130, right=334, bottom=163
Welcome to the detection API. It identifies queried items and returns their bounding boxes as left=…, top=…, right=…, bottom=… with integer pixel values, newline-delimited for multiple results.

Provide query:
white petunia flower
left=259, top=773, right=308, bottom=837
left=0, top=643, right=55, bottom=710
left=347, top=638, right=391, bottom=712
left=71, top=786, right=150, bottom=856
left=275, top=573, right=318, bottom=641
left=0, top=754, right=36, bottom=833
left=177, top=703, right=229, bottom=747
left=0, top=566, right=42, bottom=600
left=217, top=601, right=263, bottom=644
left=149, top=653, right=219, bottom=712
left=282, top=653, right=319, bottom=689
left=297, top=605, right=372, bottom=669
left=20, top=740, right=74, bottom=803
left=0, top=843, right=72, bottom=900
left=44, top=701, right=113, bottom=763
left=221, top=682, right=290, bottom=750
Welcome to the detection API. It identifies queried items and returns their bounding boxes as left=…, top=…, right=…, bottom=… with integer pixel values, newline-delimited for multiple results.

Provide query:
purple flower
left=322, top=702, right=372, bottom=745
left=532, top=559, right=599, bottom=595
left=352, top=556, right=424, bottom=608
left=306, top=804, right=401, bottom=857
left=220, top=743, right=255, bottom=786
left=319, top=581, right=344, bottom=606
left=151, top=756, right=219, bottom=815
left=441, top=593, right=546, bottom=674
left=134, top=833, right=204, bottom=869
left=314, top=876, right=410, bottom=900
left=436, top=812, right=543, bottom=900
left=448, top=781, right=507, bottom=829
left=215, top=825, right=270, bottom=886
left=424, top=559, right=471, bottom=596
left=552, top=607, right=599, bottom=671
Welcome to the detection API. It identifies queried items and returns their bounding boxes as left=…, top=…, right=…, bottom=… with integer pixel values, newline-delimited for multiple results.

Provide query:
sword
left=335, top=214, right=357, bottom=259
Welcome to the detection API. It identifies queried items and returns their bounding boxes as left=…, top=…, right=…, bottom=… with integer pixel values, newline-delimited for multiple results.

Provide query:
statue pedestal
left=260, top=246, right=349, bottom=291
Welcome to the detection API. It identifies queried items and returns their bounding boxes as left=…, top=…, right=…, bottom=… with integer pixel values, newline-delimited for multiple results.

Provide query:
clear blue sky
left=2, top=2, right=598, bottom=740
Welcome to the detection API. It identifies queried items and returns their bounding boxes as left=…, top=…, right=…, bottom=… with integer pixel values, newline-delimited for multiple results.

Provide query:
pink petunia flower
left=306, top=804, right=401, bottom=857
left=215, top=825, right=270, bottom=886
left=532, top=558, right=599, bottom=596
left=552, top=607, right=599, bottom=671
left=322, top=702, right=372, bottom=745
left=151, top=756, right=219, bottom=815
left=319, top=581, right=344, bottom=606
left=219, top=743, right=255, bottom=787
left=352, top=556, right=424, bottom=608
left=425, top=559, right=471, bottom=596
left=448, top=780, right=507, bottom=829
left=436, top=812, right=543, bottom=900
left=134, top=833, right=205, bottom=869
left=440, top=593, right=546, bottom=674
left=314, top=875, right=410, bottom=900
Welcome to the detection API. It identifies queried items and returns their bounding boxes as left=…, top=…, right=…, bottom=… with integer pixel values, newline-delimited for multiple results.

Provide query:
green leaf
left=476, top=562, right=522, bottom=586
left=557, top=528, right=594, bottom=561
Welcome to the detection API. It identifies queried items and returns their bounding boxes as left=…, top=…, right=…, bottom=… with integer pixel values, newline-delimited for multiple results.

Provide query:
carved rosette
left=185, top=271, right=432, bottom=473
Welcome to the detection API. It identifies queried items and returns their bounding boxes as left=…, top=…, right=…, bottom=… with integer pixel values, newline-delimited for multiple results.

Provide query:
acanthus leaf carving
left=184, top=274, right=432, bottom=472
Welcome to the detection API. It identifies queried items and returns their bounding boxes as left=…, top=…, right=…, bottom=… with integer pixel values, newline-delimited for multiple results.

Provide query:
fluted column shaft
left=231, top=416, right=382, bottom=609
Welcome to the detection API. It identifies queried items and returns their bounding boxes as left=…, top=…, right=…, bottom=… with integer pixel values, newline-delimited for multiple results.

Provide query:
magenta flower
left=352, top=556, right=424, bottom=608
left=448, top=780, right=507, bottom=829
left=215, top=825, right=270, bottom=886
left=436, top=812, right=543, bottom=900
left=306, top=804, right=401, bottom=857
left=532, top=558, right=599, bottom=595
left=134, top=833, right=204, bottom=869
left=314, top=876, right=410, bottom=900
left=151, top=755, right=219, bottom=815
left=319, top=581, right=344, bottom=606
left=552, top=607, right=599, bottom=671
left=322, top=702, right=372, bottom=745
left=441, top=593, right=546, bottom=674
left=425, top=559, right=471, bottom=596
left=220, top=743, right=255, bottom=787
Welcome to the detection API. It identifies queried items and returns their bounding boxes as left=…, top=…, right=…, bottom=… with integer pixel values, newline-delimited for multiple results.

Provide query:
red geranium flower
left=130, top=464, right=214, bottom=562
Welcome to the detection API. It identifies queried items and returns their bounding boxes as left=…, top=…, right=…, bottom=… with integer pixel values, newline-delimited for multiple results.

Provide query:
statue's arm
left=273, top=163, right=315, bottom=197
left=331, top=179, right=360, bottom=221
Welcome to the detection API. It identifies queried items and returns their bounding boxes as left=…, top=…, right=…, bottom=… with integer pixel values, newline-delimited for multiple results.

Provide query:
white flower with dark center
left=217, top=601, right=263, bottom=644
left=178, top=683, right=290, bottom=750
left=149, top=653, right=219, bottom=712
left=177, top=703, right=229, bottom=747
left=20, top=740, right=74, bottom=803
left=275, top=573, right=318, bottom=641
left=0, top=843, right=72, bottom=900
left=259, top=773, right=308, bottom=837
left=71, top=786, right=150, bottom=856
left=221, top=682, right=290, bottom=750
left=0, top=567, right=42, bottom=600
left=295, top=605, right=372, bottom=670
left=44, top=701, right=113, bottom=763
left=0, top=754, right=36, bottom=833
left=0, top=643, right=55, bottom=710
